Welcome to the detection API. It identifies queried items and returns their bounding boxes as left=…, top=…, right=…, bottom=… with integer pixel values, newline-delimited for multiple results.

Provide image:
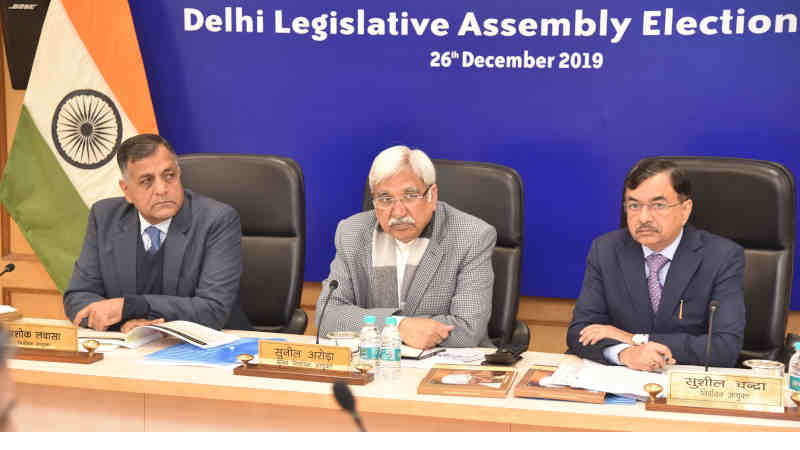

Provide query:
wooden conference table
left=8, top=331, right=800, bottom=431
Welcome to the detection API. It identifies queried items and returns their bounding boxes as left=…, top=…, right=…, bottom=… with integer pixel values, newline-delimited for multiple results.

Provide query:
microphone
left=316, top=279, right=339, bottom=345
left=0, top=263, right=15, bottom=276
left=704, top=300, right=720, bottom=372
left=333, top=381, right=366, bottom=432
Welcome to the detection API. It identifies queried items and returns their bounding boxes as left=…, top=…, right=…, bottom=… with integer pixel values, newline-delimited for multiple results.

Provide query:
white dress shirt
left=139, top=213, right=171, bottom=252
left=392, top=237, right=418, bottom=326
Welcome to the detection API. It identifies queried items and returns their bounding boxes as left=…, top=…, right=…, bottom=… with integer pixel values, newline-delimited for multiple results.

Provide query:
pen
left=679, top=299, right=684, bottom=320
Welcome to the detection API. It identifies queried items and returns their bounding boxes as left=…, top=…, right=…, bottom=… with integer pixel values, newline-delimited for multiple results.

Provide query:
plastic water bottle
left=789, top=341, right=800, bottom=393
left=379, top=317, right=402, bottom=381
left=358, top=315, right=380, bottom=369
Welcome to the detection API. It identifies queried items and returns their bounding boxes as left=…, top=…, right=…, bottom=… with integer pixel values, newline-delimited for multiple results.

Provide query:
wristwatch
left=632, top=334, right=649, bottom=345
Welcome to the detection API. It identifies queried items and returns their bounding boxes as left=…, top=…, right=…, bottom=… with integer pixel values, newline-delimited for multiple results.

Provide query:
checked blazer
left=315, top=201, right=497, bottom=347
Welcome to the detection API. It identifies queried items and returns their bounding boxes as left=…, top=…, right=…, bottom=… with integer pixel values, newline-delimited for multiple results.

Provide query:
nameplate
left=7, top=318, right=78, bottom=351
left=667, top=370, right=784, bottom=413
left=258, top=341, right=351, bottom=371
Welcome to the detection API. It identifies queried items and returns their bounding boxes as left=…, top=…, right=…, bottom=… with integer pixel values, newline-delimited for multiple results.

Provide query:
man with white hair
left=315, top=146, right=497, bottom=349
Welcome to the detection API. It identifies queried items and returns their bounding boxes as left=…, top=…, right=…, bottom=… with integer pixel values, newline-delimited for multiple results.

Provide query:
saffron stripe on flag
left=61, top=0, right=158, bottom=134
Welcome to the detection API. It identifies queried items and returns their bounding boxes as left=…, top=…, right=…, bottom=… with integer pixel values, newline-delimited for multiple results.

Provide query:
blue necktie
left=145, top=226, right=161, bottom=254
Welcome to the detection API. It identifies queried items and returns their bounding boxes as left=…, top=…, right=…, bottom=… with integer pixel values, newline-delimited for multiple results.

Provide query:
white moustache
left=389, top=216, right=415, bottom=226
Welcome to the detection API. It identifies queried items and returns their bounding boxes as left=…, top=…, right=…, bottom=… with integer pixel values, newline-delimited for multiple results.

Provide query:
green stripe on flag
left=0, top=105, right=90, bottom=292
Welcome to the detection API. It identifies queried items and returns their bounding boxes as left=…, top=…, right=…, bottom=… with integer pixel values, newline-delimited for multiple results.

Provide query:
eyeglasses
left=625, top=200, right=684, bottom=214
left=373, top=186, right=432, bottom=210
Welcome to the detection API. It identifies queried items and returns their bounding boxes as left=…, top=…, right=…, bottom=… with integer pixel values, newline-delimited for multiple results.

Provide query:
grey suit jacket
left=63, top=189, right=249, bottom=330
left=566, top=224, right=746, bottom=367
left=315, top=201, right=497, bottom=347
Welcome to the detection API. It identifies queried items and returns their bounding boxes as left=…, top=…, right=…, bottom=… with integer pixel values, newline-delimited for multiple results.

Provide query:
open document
left=79, top=320, right=238, bottom=349
left=549, top=358, right=668, bottom=400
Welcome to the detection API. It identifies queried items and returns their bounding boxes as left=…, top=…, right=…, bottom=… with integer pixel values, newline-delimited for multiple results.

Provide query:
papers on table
left=79, top=320, right=239, bottom=350
left=548, top=358, right=668, bottom=400
left=79, top=328, right=162, bottom=350
left=0, top=305, right=22, bottom=321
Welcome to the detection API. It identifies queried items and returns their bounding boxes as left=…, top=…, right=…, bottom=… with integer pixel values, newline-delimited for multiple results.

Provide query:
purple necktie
left=646, top=253, right=669, bottom=313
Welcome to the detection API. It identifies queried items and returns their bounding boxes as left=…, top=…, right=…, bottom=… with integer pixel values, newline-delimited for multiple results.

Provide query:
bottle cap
left=364, top=315, right=376, bottom=325
left=385, top=317, right=397, bottom=326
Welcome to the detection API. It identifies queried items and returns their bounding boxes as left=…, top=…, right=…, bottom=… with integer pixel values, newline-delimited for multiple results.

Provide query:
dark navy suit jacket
left=567, top=224, right=745, bottom=367
left=63, top=189, right=250, bottom=331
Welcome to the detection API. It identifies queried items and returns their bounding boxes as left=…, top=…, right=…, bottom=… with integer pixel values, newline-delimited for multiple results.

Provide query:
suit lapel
left=112, top=206, right=138, bottom=296
left=405, top=209, right=442, bottom=316
left=163, top=193, right=192, bottom=296
left=656, top=225, right=702, bottom=327
left=405, top=242, right=442, bottom=316
left=616, top=234, right=653, bottom=326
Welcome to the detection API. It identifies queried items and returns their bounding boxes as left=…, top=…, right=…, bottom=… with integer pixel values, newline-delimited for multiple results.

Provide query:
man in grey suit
left=315, top=145, right=497, bottom=349
left=567, top=159, right=745, bottom=370
left=63, top=134, right=249, bottom=332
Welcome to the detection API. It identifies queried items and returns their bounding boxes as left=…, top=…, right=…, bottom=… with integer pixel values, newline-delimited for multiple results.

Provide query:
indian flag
left=0, top=0, right=157, bottom=292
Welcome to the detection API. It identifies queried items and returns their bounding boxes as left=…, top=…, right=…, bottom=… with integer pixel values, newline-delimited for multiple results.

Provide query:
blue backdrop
left=128, top=1, right=800, bottom=309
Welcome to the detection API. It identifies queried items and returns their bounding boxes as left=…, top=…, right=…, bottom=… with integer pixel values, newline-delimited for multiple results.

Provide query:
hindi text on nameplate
left=668, top=370, right=784, bottom=413
left=8, top=318, right=78, bottom=351
left=258, top=341, right=351, bottom=371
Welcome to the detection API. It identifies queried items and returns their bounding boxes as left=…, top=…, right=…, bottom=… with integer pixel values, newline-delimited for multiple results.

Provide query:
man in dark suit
left=567, top=159, right=745, bottom=370
left=63, top=134, right=249, bottom=332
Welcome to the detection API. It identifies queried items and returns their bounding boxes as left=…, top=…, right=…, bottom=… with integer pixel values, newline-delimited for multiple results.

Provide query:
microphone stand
left=704, top=301, right=719, bottom=372
left=316, top=280, right=339, bottom=344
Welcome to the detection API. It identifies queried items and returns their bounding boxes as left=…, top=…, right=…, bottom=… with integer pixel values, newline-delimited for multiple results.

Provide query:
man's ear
left=428, top=184, right=438, bottom=207
left=119, top=179, right=133, bottom=204
left=681, top=198, right=693, bottom=225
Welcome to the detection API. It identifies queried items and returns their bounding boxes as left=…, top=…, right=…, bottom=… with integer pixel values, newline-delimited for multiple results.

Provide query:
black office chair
left=179, top=153, right=308, bottom=334
left=625, top=157, right=796, bottom=365
left=363, top=159, right=530, bottom=351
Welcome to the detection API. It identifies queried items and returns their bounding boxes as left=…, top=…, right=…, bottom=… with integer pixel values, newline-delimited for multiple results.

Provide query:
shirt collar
left=394, top=238, right=417, bottom=252
left=642, top=227, right=683, bottom=260
left=139, top=212, right=172, bottom=236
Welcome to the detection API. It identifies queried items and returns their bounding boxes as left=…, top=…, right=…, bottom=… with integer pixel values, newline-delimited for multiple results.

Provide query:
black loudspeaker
left=0, top=0, right=50, bottom=90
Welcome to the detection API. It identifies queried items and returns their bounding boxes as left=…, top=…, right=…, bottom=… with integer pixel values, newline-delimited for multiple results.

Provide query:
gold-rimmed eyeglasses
left=624, top=200, right=684, bottom=215
left=373, top=185, right=432, bottom=210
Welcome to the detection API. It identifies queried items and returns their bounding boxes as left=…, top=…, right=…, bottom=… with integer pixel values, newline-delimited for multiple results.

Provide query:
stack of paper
left=549, top=359, right=668, bottom=400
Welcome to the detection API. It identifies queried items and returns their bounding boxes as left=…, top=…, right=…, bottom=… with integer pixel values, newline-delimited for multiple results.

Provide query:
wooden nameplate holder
left=13, top=346, right=103, bottom=364
left=7, top=318, right=104, bottom=364
left=233, top=359, right=374, bottom=385
left=232, top=341, right=375, bottom=385
left=646, top=397, right=800, bottom=421
left=643, top=383, right=800, bottom=422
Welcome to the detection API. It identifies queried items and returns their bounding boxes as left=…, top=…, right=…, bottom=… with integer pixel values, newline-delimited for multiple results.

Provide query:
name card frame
left=258, top=341, right=352, bottom=371
left=233, top=363, right=374, bottom=385
left=644, top=370, right=800, bottom=421
left=12, top=347, right=103, bottom=364
left=8, top=319, right=103, bottom=364
left=232, top=341, right=374, bottom=385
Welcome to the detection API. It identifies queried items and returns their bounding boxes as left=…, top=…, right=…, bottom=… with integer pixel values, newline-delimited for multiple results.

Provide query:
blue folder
left=143, top=337, right=286, bottom=367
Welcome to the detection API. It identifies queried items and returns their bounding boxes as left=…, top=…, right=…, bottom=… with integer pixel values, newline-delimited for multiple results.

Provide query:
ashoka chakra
left=52, top=89, right=122, bottom=169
